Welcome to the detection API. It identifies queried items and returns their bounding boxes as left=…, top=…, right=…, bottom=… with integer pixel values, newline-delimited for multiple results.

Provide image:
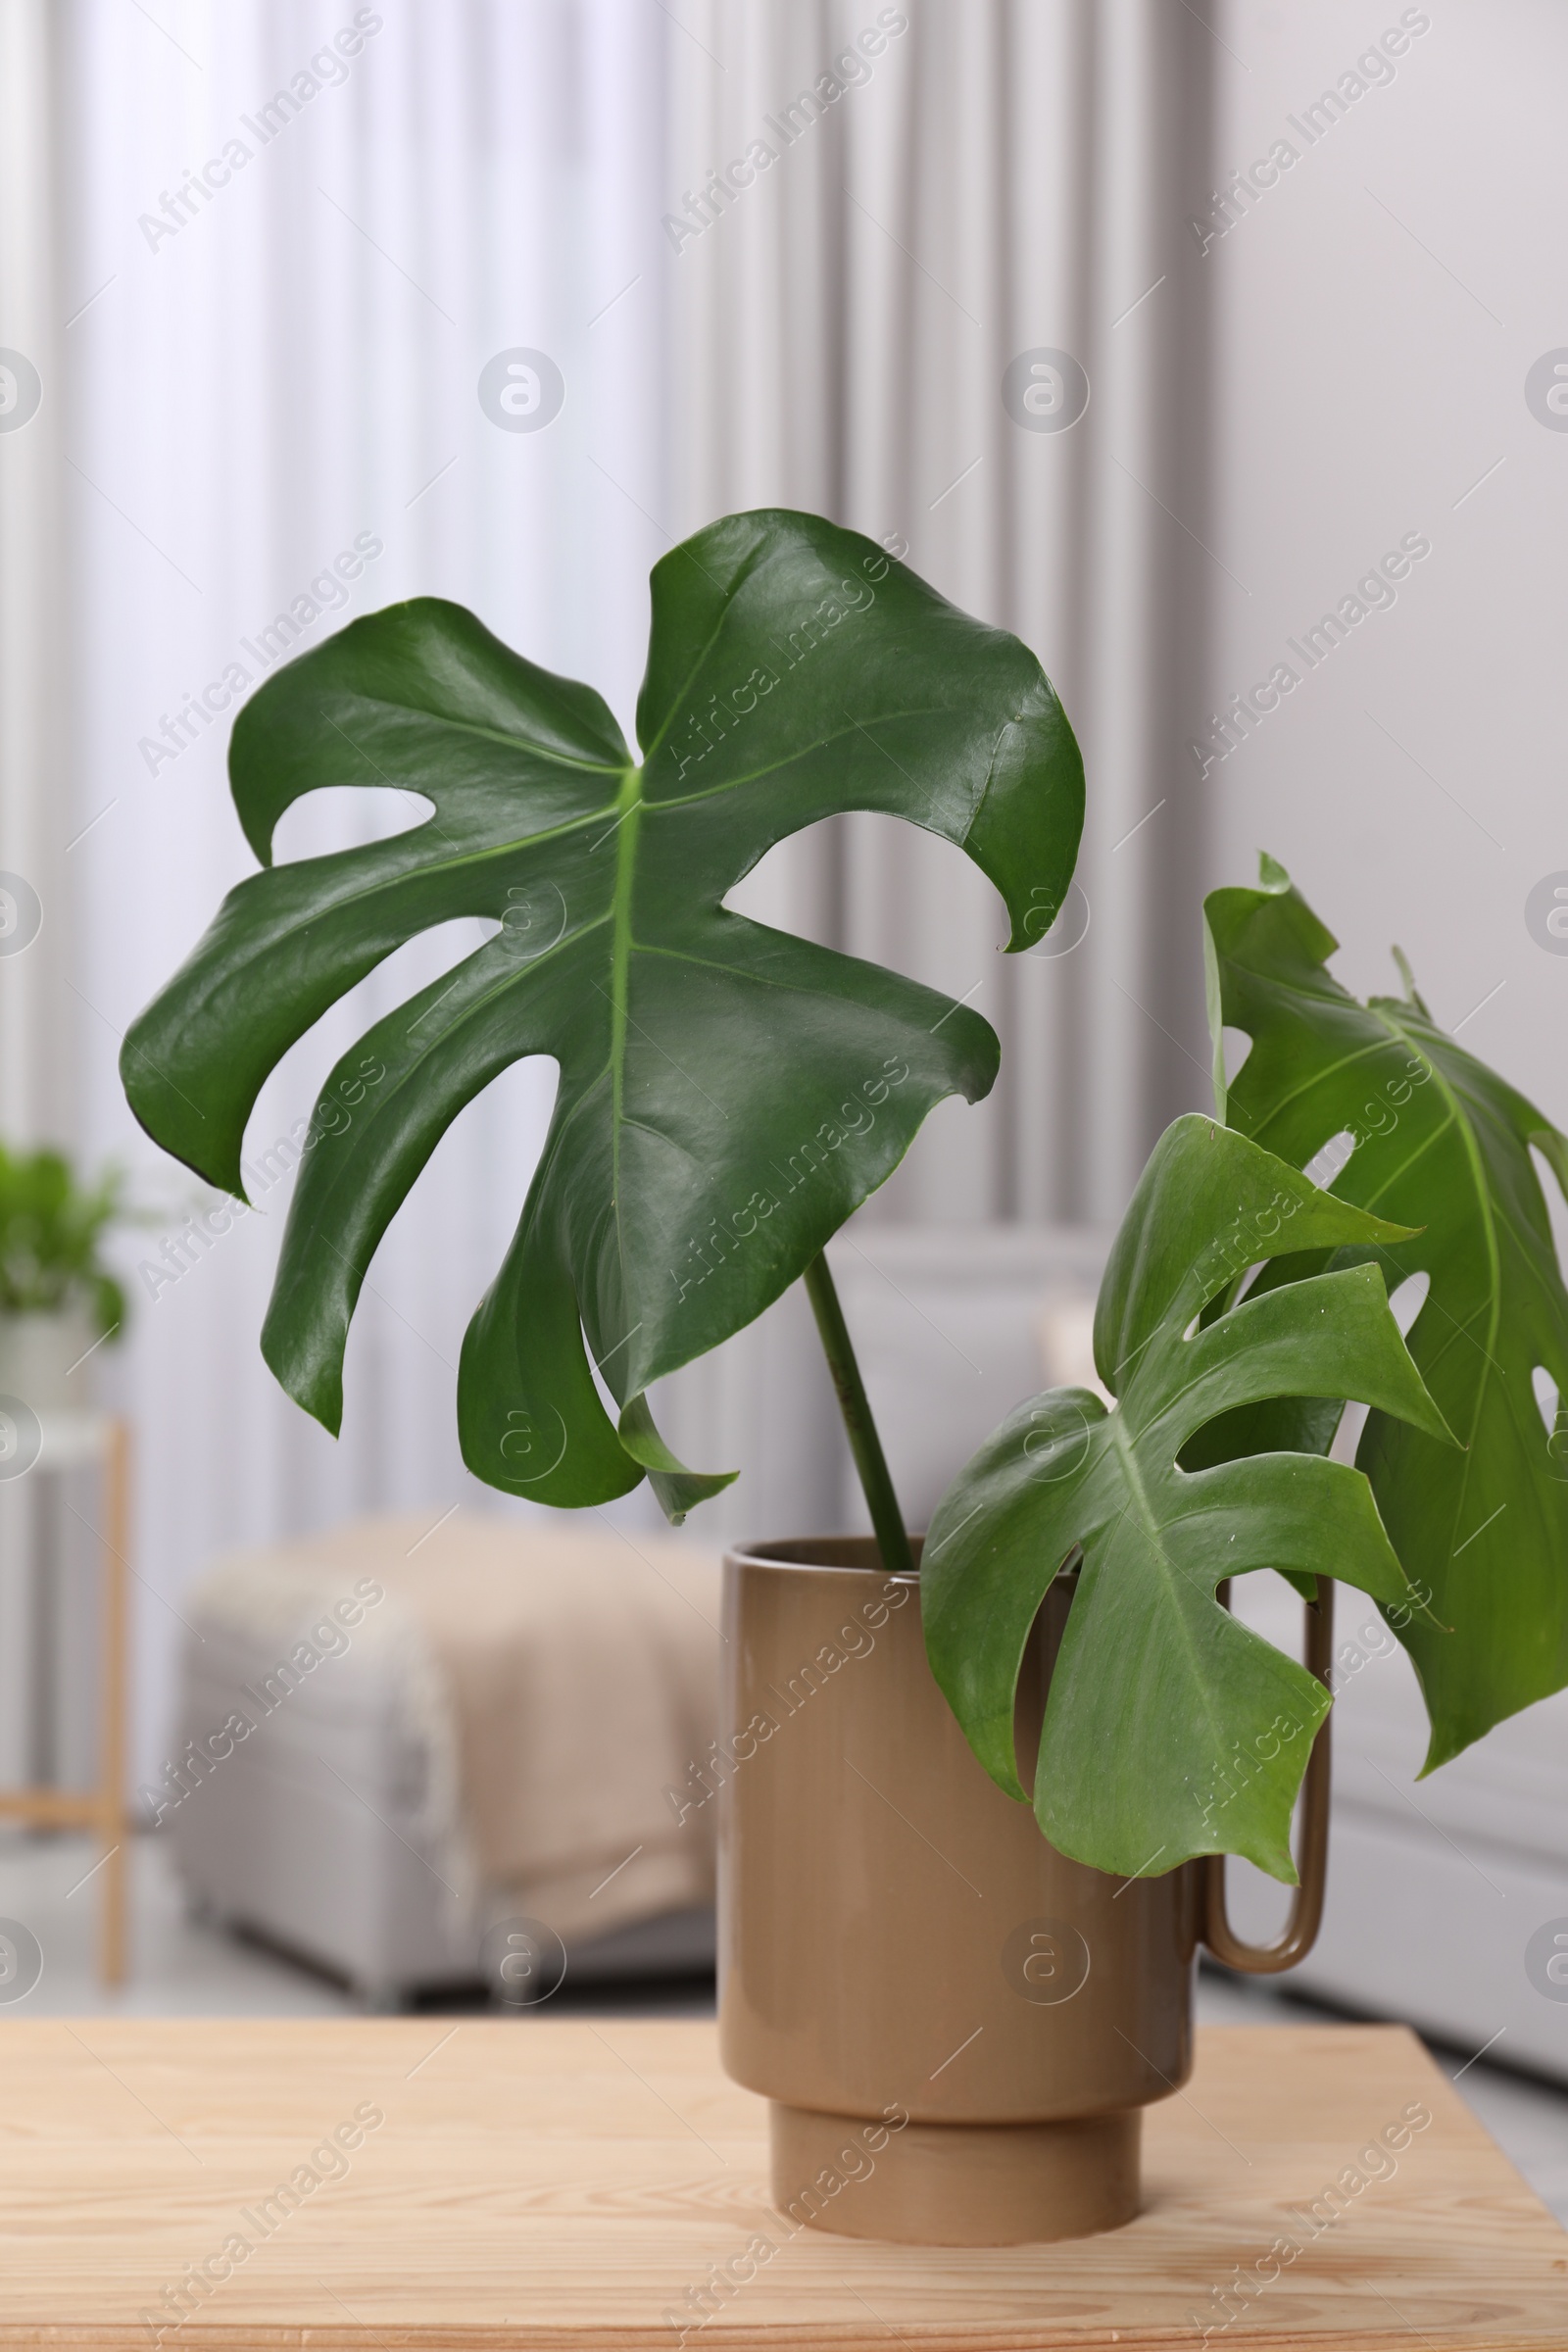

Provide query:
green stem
left=802, top=1251, right=916, bottom=1578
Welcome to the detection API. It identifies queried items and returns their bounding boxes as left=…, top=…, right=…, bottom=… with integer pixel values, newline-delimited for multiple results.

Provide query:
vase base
left=768, top=2100, right=1141, bottom=2245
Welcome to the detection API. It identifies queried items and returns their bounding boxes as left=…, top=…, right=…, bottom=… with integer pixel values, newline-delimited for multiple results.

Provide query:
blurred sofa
left=162, top=1223, right=1110, bottom=2009
left=165, top=1514, right=722, bottom=2007
left=163, top=1220, right=1568, bottom=2070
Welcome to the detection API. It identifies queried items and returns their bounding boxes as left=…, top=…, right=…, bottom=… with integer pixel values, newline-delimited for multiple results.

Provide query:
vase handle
left=1200, top=1577, right=1334, bottom=1976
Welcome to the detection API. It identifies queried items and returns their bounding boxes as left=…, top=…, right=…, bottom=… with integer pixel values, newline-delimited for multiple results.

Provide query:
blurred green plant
left=0, top=1146, right=132, bottom=1338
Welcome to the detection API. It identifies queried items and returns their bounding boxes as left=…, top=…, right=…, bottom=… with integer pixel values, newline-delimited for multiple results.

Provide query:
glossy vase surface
left=717, top=1537, right=1203, bottom=2246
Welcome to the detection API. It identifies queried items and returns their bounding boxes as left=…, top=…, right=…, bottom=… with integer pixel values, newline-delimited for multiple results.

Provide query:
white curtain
left=652, top=0, right=1221, bottom=1541
left=1, top=0, right=1220, bottom=1788
left=663, top=0, right=1219, bottom=1223
left=0, top=0, right=70, bottom=1144
left=51, top=0, right=668, bottom=1788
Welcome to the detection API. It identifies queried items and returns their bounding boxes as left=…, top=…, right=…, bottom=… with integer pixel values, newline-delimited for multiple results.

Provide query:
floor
left=4, top=1831, right=1564, bottom=2226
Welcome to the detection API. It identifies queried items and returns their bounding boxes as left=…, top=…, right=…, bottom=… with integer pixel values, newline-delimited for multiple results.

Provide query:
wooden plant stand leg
left=96, top=1420, right=128, bottom=1987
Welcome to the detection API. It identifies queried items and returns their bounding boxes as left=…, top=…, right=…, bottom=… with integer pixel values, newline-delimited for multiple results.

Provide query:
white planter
left=0, top=1307, right=101, bottom=1414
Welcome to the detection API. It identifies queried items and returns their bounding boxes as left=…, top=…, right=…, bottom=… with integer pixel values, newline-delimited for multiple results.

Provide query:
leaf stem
left=802, top=1251, right=915, bottom=1578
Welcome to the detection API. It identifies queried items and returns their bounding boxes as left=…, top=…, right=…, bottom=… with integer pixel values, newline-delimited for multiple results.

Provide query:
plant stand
left=0, top=1412, right=128, bottom=1984
left=2, top=2017, right=1562, bottom=2345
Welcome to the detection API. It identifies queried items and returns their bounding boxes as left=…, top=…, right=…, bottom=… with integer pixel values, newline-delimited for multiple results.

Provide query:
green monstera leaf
left=121, top=510, right=1083, bottom=1517
left=1204, top=856, right=1568, bottom=1767
left=922, top=1116, right=1454, bottom=1882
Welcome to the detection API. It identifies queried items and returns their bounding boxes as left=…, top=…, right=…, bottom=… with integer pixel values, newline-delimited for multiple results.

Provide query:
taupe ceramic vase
left=718, top=1537, right=1332, bottom=2247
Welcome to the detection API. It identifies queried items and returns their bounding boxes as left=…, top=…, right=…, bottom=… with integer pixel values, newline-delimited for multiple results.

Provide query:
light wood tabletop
left=0, top=2018, right=1562, bottom=2348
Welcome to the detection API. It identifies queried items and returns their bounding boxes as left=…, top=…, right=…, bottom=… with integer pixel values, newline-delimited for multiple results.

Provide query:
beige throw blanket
left=187, top=1511, right=722, bottom=1947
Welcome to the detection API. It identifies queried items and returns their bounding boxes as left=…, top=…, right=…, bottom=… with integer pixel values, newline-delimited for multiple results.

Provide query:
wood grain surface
left=0, top=2018, right=1563, bottom=2348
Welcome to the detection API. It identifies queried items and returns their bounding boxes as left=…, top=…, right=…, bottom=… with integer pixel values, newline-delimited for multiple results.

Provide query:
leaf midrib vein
left=1350, top=1104, right=1456, bottom=1214
left=1244, top=1032, right=1389, bottom=1144
left=1238, top=977, right=1502, bottom=1550
left=638, top=539, right=771, bottom=764
left=1106, top=1411, right=1232, bottom=1763
left=609, top=763, right=645, bottom=1331
left=618, top=1113, right=708, bottom=1174
left=318, top=689, right=627, bottom=774
left=249, top=798, right=623, bottom=947
left=1369, top=1007, right=1500, bottom=1480
left=647, top=709, right=961, bottom=813
left=633, top=935, right=967, bottom=1025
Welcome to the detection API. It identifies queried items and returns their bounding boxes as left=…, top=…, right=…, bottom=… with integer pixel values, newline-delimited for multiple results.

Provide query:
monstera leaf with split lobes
left=121, top=510, right=1084, bottom=1517
left=922, top=1116, right=1455, bottom=1882
left=1204, top=856, right=1568, bottom=1767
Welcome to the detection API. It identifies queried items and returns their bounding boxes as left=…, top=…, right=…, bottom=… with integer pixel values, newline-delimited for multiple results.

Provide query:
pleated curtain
left=0, top=0, right=1218, bottom=1788
left=662, top=0, right=1219, bottom=1224
left=20, top=0, right=670, bottom=1788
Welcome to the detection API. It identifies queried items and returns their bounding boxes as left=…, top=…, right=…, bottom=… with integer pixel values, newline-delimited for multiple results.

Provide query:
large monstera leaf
left=1205, top=856, right=1568, bottom=1767
left=922, top=1116, right=1453, bottom=1882
left=121, top=510, right=1083, bottom=1516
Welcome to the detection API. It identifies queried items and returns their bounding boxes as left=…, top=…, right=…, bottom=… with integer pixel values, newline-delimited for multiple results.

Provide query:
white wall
left=1197, top=1, right=1568, bottom=2043
left=1201, top=1, right=1568, bottom=1120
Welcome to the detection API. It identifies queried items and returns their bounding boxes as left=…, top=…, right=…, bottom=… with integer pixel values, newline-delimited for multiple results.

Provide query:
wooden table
left=1, top=2019, right=1563, bottom=2347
